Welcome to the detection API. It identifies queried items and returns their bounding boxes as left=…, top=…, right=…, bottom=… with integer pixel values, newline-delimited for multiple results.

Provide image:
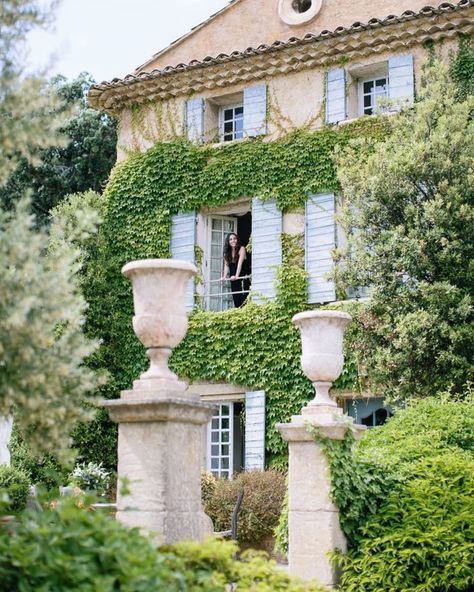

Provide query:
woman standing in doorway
left=221, top=232, right=250, bottom=308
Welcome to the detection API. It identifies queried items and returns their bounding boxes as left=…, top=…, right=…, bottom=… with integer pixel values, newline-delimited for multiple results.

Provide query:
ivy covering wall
left=75, top=38, right=473, bottom=469
left=78, top=118, right=386, bottom=468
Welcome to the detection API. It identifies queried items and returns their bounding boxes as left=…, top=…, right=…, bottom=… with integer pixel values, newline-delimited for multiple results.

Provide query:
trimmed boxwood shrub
left=0, top=465, right=30, bottom=514
left=204, top=469, right=286, bottom=548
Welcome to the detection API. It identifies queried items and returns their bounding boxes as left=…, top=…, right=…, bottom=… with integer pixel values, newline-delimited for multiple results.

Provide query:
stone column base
left=277, top=415, right=365, bottom=588
left=102, top=391, right=214, bottom=544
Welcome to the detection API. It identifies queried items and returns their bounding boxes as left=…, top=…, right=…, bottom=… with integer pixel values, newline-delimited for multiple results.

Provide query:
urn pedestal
left=102, top=260, right=214, bottom=543
left=276, top=311, right=365, bottom=587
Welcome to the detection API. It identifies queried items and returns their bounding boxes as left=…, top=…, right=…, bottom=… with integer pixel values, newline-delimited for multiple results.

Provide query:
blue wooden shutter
left=171, top=212, right=196, bottom=311
left=243, top=85, right=267, bottom=137
left=186, top=98, right=204, bottom=143
left=244, top=391, right=265, bottom=470
left=251, top=198, right=282, bottom=301
left=305, top=194, right=336, bottom=303
left=388, top=55, right=414, bottom=106
left=326, top=68, right=346, bottom=124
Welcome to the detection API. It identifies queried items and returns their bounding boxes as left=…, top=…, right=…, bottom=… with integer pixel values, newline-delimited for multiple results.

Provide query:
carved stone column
left=102, top=259, right=214, bottom=543
left=277, top=311, right=365, bottom=587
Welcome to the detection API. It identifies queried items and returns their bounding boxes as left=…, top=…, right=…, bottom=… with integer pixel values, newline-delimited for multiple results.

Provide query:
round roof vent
left=278, top=0, right=323, bottom=25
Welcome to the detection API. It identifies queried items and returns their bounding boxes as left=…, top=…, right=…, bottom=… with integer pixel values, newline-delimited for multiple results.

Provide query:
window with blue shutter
left=326, top=68, right=346, bottom=124
left=305, top=193, right=336, bottom=304
left=244, top=391, right=265, bottom=471
left=388, top=54, right=414, bottom=106
left=171, top=212, right=196, bottom=311
left=243, top=85, right=267, bottom=137
left=186, top=98, right=204, bottom=143
left=251, top=198, right=282, bottom=301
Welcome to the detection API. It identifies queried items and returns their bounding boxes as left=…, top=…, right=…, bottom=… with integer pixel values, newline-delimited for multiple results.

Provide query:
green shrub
left=337, top=452, right=474, bottom=592
left=0, top=500, right=183, bottom=591
left=164, top=539, right=329, bottom=591
left=312, top=394, right=474, bottom=548
left=0, top=499, right=329, bottom=591
left=204, top=469, right=286, bottom=548
left=356, top=393, right=474, bottom=469
left=274, top=485, right=289, bottom=554
left=0, top=465, right=30, bottom=514
left=9, top=428, right=68, bottom=491
left=307, top=395, right=474, bottom=590
left=201, top=470, right=217, bottom=505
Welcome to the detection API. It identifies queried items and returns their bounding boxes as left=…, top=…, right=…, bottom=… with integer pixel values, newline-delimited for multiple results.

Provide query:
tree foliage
left=336, top=62, right=474, bottom=401
left=0, top=73, right=117, bottom=223
left=0, top=0, right=66, bottom=183
left=334, top=394, right=474, bottom=591
left=0, top=198, right=104, bottom=458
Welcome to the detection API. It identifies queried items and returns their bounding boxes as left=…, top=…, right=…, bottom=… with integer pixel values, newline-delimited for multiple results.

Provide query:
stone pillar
left=103, top=391, right=213, bottom=542
left=102, top=259, right=214, bottom=543
left=277, top=311, right=365, bottom=588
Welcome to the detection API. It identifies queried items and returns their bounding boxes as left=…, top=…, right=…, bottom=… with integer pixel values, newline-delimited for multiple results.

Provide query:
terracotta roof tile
left=89, top=0, right=474, bottom=112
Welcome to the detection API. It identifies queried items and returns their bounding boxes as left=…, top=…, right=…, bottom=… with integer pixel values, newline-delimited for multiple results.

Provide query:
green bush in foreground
left=337, top=452, right=474, bottom=592
left=333, top=395, right=474, bottom=591
left=0, top=499, right=328, bottom=591
left=0, top=465, right=30, bottom=514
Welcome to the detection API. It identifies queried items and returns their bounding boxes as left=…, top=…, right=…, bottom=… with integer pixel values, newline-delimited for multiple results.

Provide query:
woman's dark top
left=229, top=256, right=250, bottom=308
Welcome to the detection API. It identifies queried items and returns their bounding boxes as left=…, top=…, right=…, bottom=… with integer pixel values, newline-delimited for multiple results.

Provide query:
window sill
left=210, top=138, right=247, bottom=148
left=337, top=111, right=398, bottom=127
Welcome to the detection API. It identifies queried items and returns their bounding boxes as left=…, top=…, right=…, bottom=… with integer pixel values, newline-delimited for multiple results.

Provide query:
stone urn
left=292, top=310, right=352, bottom=417
left=122, top=259, right=197, bottom=392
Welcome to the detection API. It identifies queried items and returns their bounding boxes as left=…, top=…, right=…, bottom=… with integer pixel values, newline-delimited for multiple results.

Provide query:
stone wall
left=116, top=38, right=457, bottom=159
left=139, top=0, right=449, bottom=72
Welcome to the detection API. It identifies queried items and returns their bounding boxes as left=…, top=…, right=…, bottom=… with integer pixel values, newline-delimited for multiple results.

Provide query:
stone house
left=89, top=0, right=474, bottom=478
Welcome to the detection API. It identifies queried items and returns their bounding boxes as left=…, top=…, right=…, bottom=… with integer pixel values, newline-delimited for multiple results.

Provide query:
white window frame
left=219, top=103, right=244, bottom=143
left=206, top=214, right=237, bottom=312
left=207, top=402, right=235, bottom=479
left=358, top=74, right=389, bottom=116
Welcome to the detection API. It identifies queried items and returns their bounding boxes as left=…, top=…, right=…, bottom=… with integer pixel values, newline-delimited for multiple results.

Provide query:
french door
left=207, top=403, right=234, bottom=479
left=207, top=216, right=237, bottom=311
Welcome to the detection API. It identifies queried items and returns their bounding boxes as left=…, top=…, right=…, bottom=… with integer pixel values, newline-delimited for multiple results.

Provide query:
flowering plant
left=70, top=462, right=110, bottom=496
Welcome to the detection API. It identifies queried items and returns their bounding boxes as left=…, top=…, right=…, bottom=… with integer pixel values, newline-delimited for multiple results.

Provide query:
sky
left=27, top=0, right=229, bottom=83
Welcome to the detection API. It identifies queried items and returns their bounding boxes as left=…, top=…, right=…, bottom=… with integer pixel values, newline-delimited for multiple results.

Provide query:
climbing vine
left=450, top=35, right=474, bottom=101
left=77, top=118, right=387, bottom=469
left=70, top=38, right=473, bottom=471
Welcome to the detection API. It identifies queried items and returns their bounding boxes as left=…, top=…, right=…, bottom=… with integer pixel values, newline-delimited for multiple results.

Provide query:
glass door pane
left=207, top=403, right=234, bottom=479
left=208, top=216, right=237, bottom=311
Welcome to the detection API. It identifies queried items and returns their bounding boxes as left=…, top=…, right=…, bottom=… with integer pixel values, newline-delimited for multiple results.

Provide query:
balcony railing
left=202, top=275, right=252, bottom=312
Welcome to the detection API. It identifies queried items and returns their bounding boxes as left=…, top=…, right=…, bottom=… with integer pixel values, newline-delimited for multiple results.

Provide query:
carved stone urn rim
left=292, top=310, right=352, bottom=326
left=122, top=259, right=197, bottom=277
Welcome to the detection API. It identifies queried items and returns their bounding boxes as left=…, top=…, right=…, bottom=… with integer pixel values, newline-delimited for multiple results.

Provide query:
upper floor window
left=359, top=76, right=389, bottom=116
left=186, top=84, right=266, bottom=144
left=220, top=104, right=244, bottom=142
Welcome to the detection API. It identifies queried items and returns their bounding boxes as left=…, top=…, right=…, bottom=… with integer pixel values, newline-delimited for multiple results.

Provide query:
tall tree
left=0, top=73, right=117, bottom=223
left=336, top=63, right=474, bottom=402
left=0, top=0, right=66, bottom=183
left=0, top=2, right=105, bottom=457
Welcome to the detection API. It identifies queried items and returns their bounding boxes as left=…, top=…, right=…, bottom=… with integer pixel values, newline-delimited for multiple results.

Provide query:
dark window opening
left=361, top=407, right=392, bottom=428
left=292, top=0, right=312, bottom=13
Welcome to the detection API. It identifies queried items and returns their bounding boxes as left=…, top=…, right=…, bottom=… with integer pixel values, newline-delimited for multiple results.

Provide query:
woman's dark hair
left=223, top=233, right=242, bottom=264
